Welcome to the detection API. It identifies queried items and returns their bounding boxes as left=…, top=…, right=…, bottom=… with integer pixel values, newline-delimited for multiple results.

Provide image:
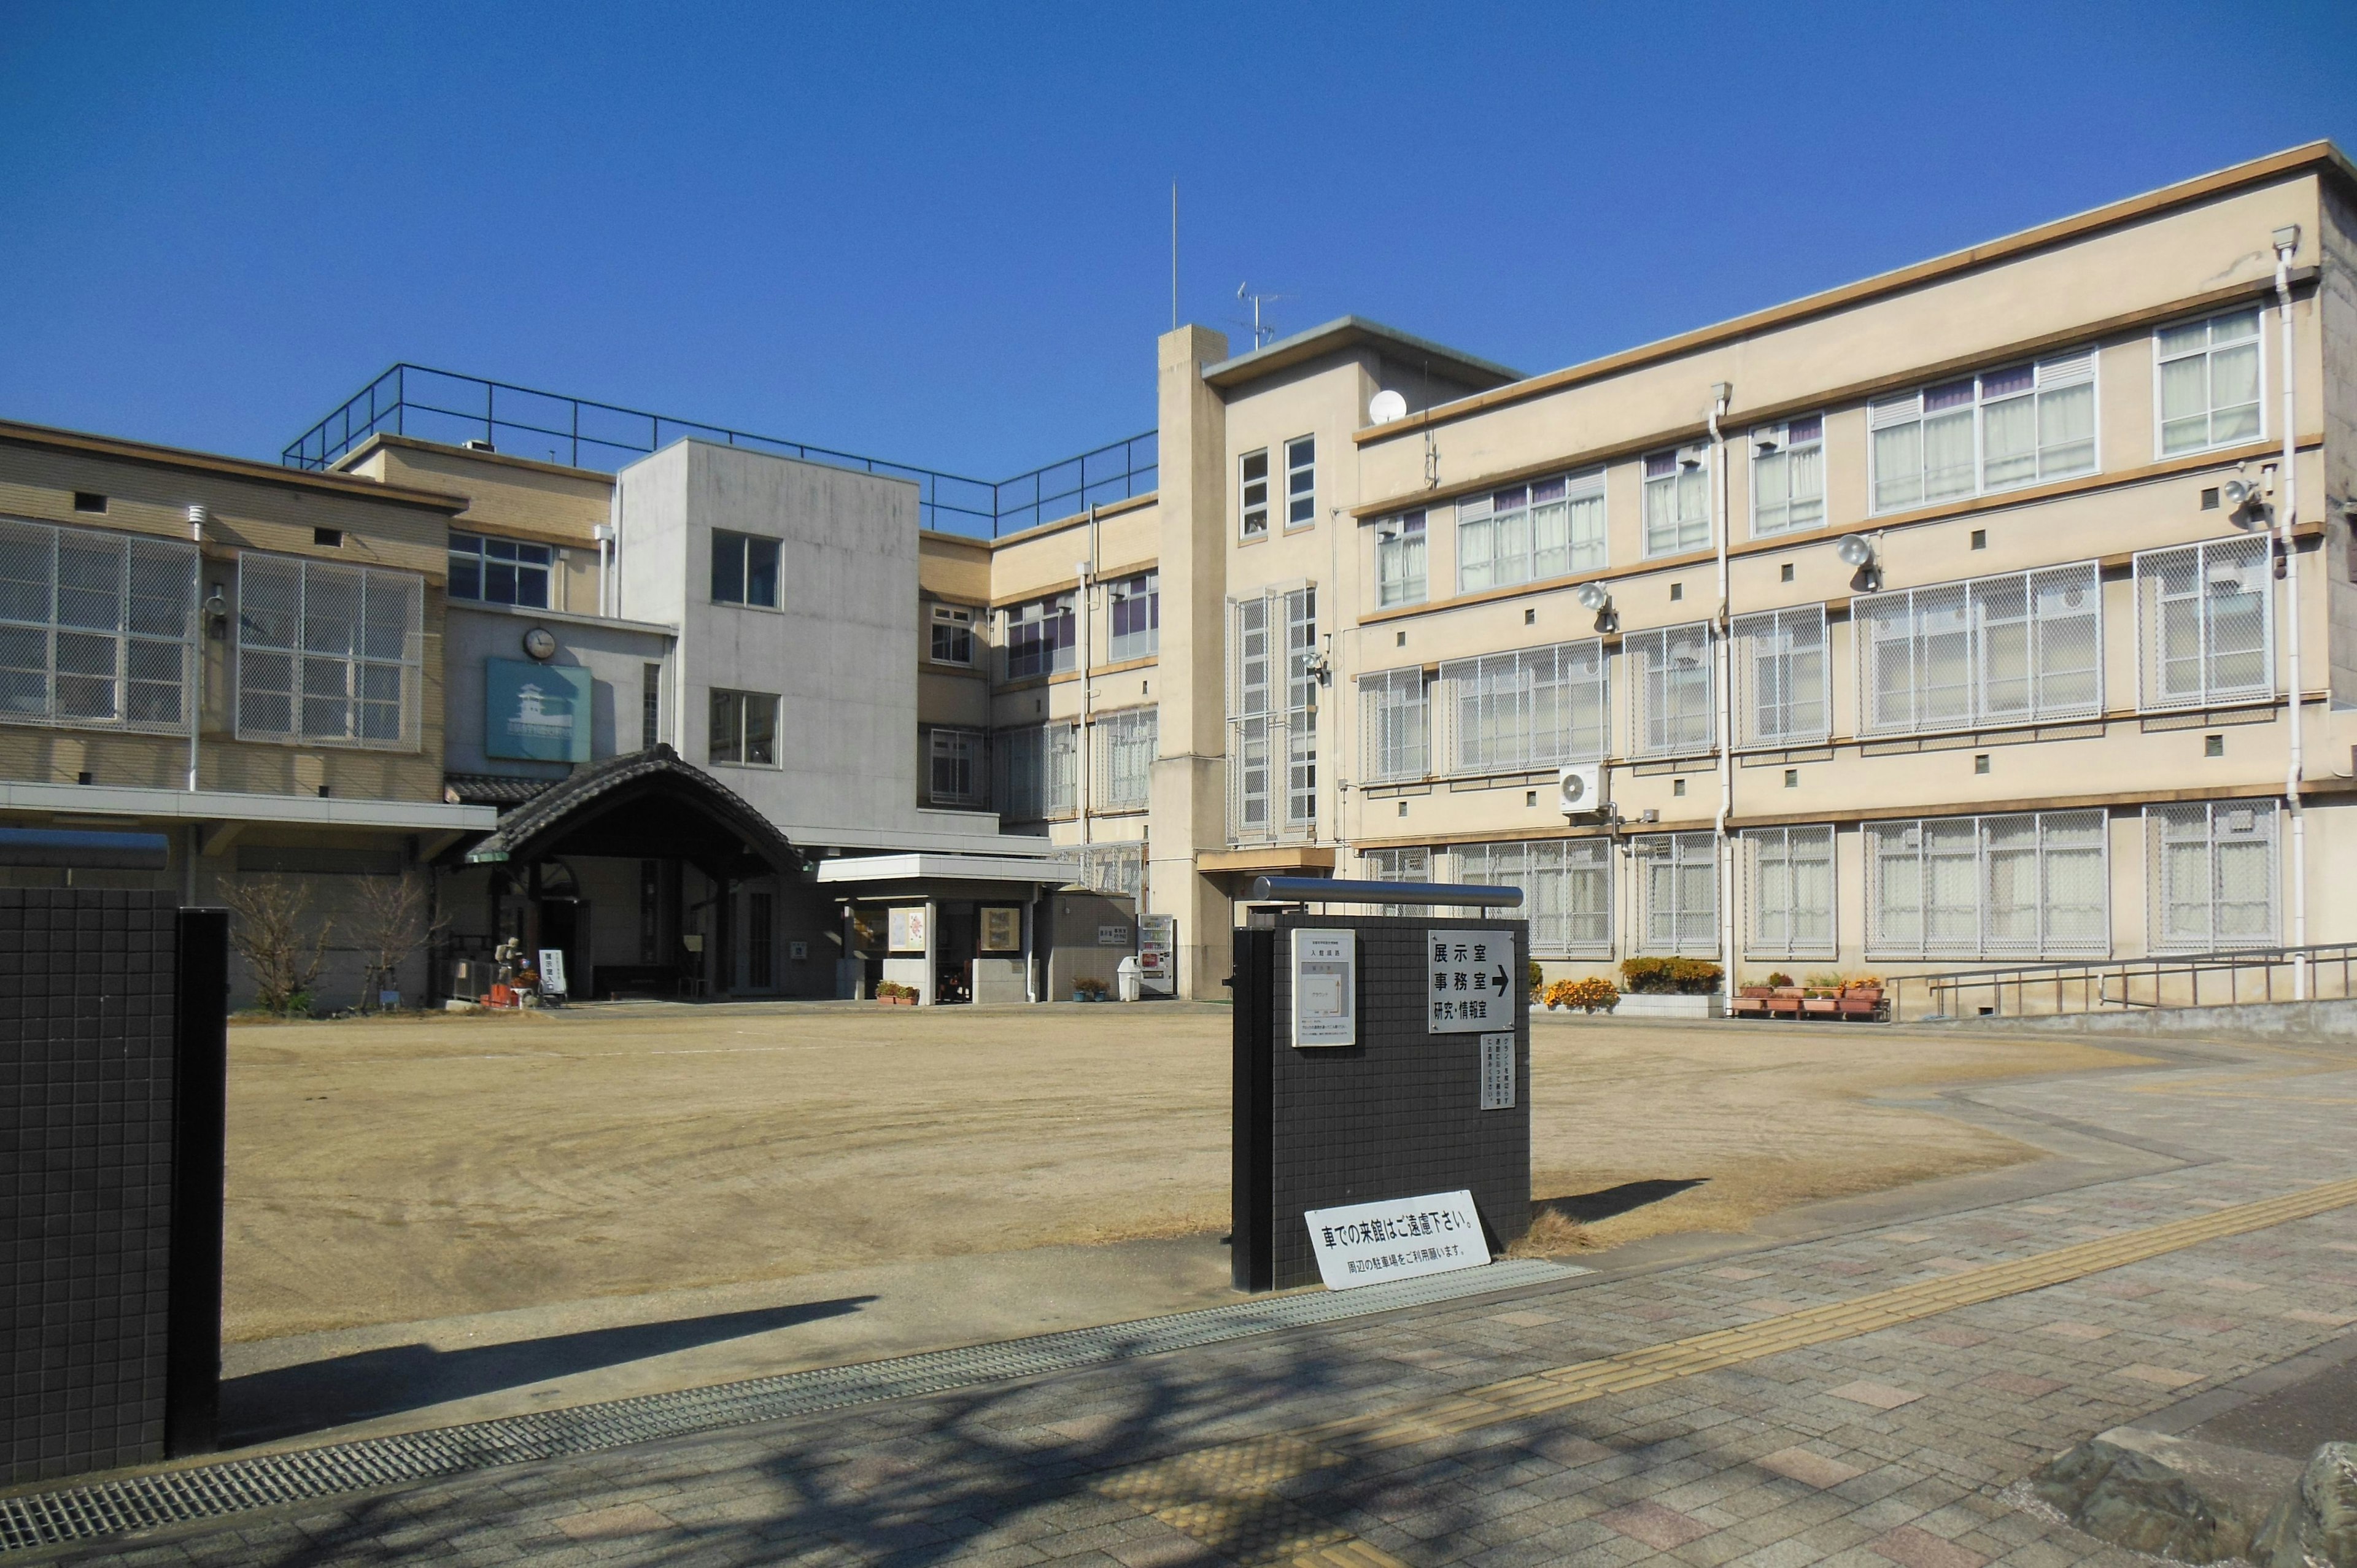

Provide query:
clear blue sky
left=4, top=2, right=2353, bottom=482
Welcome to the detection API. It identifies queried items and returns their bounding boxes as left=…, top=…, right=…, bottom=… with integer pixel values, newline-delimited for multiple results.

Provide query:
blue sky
left=4, top=2, right=2354, bottom=481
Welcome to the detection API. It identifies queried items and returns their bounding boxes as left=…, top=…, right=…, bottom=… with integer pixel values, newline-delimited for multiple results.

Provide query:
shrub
left=1074, top=975, right=1109, bottom=1000
left=1617, top=957, right=1724, bottom=995
left=1527, top=959, right=1545, bottom=998
left=875, top=980, right=917, bottom=1000
left=1763, top=971, right=1795, bottom=989
left=1547, top=976, right=1619, bottom=1013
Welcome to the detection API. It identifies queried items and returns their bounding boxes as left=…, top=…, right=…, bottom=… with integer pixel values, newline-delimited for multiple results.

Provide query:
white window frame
left=1357, top=666, right=1429, bottom=784
left=1747, top=415, right=1825, bottom=538
left=1855, top=562, right=2103, bottom=738
left=1867, top=349, right=2099, bottom=515
left=1239, top=447, right=1270, bottom=539
left=1865, top=809, right=2109, bottom=960
left=447, top=530, right=552, bottom=608
left=1002, top=592, right=1076, bottom=681
left=1641, top=446, right=1711, bottom=557
left=1095, top=706, right=1157, bottom=811
left=926, top=725, right=983, bottom=806
left=2153, top=306, right=2266, bottom=458
left=0, top=517, right=197, bottom=736
left=1458, top=838, right=1612, bottom=957
left=1625, top=621, right=1716, bottom=759
left=1457, top=469, right=1608, bottom=594
left=2134, top=535, right=2274, bottom=710
left=928, top=603, right=975, bottom=666
left=1107, top=570, right=1159, bottom=663
left=234, top=552, right=423, bottom=751
left=1731, top=604, right=1830, bottom=748
left=1743, top=824, right=1835, bottom=960
left=1633, top=831, right=1718, bottom=955
left=1375, top=511, right=1427, bottom=608
left=1285, top=436, right=1317, bottom=529
left=2146, top=799, right=2278, bottom=952
left=707, top=687, right=781, bottom=768
left=1226, top=586, right=1317, bottom=842
left=1438, top=639, right=1609, bottom=774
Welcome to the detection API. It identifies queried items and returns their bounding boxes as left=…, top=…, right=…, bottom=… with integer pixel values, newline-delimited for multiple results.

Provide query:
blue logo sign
left=486, top=658, right=591, bottom=762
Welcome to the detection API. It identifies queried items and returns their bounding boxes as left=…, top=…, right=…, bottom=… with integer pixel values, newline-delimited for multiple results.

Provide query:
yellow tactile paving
left=1095, top=1172, right=2357, bottom=1564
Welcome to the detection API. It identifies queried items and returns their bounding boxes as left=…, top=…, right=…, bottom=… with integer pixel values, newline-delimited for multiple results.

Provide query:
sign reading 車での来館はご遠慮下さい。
left=1428, top=929, right=1513, bottom=1033
left=1303, top=1189, right=1491, bottom=1289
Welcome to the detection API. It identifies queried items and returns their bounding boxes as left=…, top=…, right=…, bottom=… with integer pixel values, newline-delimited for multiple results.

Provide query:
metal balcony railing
left=1886, top=941, right=2357, bottom=1022
left=282, top=365, right=1154, bottom=539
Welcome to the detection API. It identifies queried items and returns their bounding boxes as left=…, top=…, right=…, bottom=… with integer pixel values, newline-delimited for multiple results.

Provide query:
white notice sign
left=1427, top=929, right=1513, bottom=1033
left=1290, top=927, right=1357, bottom=1048
left=1479, top=1032, right=1515, bottom=1110
left=1304, top=1189, right=1490, bottom=1289
left=536, top=948, right=568, bottom=997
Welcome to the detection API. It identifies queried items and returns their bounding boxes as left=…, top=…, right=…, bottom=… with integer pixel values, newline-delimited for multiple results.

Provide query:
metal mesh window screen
left=1632, top=832, right=1717, bottom=954
left=1357, top=668, right=1428, bottom=783
left=2135, top=535, right=2273, bottom=709
left=1096, top=706, right=1156, bottom=809
left=1743, top=824, right=1835, bottom=959
left=1865, top=809, right=2110, bottom=959
left=1458, top=838, right=1611, bottom=956
left=1731, top=605, right=1829, bottom=747
left=1625, top=622, right=1716, bottom=759
left=1856, top=562, right=2100, bottom=736
left=234, top=553, right=420, bottom=747
left=2148, top=799, right=2278, bottom=951
left=1226, top=587, right=1317, bottom=842
left=0, top=518, right=196, bottom=733
left=1438, top=639, right=1607, bottom=775
left=991, top=724, right=1075, bottom=821
left=1078, top=841, right=1144, bottom=898
left=1360, top=846, right=1431, bottom=916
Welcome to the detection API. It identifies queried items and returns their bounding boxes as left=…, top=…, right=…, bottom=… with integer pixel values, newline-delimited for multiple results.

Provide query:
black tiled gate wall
left=1, top=892, right=225, bottom=1486
left=1233, top=914, right=1532, bottom=1291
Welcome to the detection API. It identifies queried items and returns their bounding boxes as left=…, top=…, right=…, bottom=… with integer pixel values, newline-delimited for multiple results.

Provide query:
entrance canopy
left=459, top=744, right=798, bottom=882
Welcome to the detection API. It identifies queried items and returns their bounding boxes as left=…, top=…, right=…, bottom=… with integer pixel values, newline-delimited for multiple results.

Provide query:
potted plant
left=1072, top=976, right=1109, bottom=1002
left=1801, top=972, right=1842, bottom=1016
left=1837, top=976, right=1886, bottom=1021
left=875, top=980, right=918, bottom=1005
left=1545, top=976, right=1619, bottom=1014
left=1611, top=958, right=1725, bottom=1019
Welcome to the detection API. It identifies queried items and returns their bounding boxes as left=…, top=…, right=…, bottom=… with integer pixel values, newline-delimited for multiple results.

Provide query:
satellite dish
left=1368, top=390, right=1408, bottom=425
left=1835, top=533, right=1876, bottom=568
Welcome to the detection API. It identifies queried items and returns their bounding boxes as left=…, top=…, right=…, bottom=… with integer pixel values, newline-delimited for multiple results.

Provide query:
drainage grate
left=0, top=1258, right=1581, bottom=1553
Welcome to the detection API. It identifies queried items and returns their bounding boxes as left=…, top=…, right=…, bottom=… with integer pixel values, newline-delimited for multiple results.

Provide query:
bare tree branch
left=223, top=876, right=332, bottom=1016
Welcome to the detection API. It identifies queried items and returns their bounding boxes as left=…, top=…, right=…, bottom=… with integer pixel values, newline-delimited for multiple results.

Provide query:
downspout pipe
left=1708, top=382, right=1735, bottom=1006
left=2273, top=228, right=2307, bottom=996
left=1077, top=504, right=1099, bottom=852
left=186, top=505, right=207, bottom=794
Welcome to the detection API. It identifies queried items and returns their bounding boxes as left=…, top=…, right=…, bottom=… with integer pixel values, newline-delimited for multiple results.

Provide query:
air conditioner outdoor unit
left=1556, top=762, right=1604, bottom=817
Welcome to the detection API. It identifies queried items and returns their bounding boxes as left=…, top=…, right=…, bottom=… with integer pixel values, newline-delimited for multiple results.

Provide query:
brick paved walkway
left=15, top=1030, right=2357, bottom=1567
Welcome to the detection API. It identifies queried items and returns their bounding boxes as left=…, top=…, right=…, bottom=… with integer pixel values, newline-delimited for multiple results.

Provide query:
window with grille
left=1239, top=449, right=1270, bottom=538
left=1360, top=845, right=1431, bottom=916
left=710, top=530, right=780, bottom=608
left=1227, top=587, right=1316, bottom=841
left=1856, top=562, right=2100, bottom=736
left=1003, top=593, right=1076, bottom=680
left=1642, top=448, right=1710, bottom=556
left=448, top=531, right=552, bottom=608
left=1438, top=639, right=1608, bottom=774
left=993, top=721, right=1077, bottom=820
left=1285, top=436, right=1317, bottom=528
left=1625, top=622, right=1715, bottom=759
left=1358, top=666, right=1428, bottom=783
left=1732, top=604, right=1829, bottom=747
left=2135, top=535, right=2272, bottom=709
left=1633, top=832, right=1717, bottom=954
left=234, top=553, right=422, bottom=748
left=707, top=688, right=779, bottom=766
left=641, top=662, right=660, bottom=749
left=2149, top=800, right=2277, bottom=952
left=1376, top=511, right=1426, bottom=608
left=1749, top=416, right=1824, bottom=537
left=1460, top=838, right=1612, bottom=956
left=1868, top=350, right=2096, bottom=512
left=1457, top=470, right=1606, bottom=593
left=1096, top=706, right=1157, bottom=809
left=1744, top=824, right=1835, bottom=959
left=1866, top=809, right=2108, bottom=959
left=2157, top=309, right=2263, bottom=456
left=1078, top=841, right=1145, bottom=898
left=0, top=517, right=196, bottom=733
left=926, top=725, right=983, bottom=806
left=1107, top=571, right=1158, bottom=662
left=929, top=603, right=974, bottom=665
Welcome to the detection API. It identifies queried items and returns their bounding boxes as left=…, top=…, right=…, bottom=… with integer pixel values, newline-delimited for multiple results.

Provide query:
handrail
left=281, top=364, right=1155, bottom=539
left=1886, top=940, right=2357, bottom=1021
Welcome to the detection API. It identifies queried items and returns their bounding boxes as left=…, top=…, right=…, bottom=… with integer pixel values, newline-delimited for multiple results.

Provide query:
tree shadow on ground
left=1536, top=1176, right=1708, bottom=1224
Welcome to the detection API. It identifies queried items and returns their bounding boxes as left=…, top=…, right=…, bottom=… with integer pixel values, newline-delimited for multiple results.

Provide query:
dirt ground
left=222, top=1002, right=2135, bottom=1343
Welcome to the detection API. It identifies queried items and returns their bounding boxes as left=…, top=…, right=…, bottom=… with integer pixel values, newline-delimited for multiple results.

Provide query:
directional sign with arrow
left=1426, top=928, right=1515, bottom=1034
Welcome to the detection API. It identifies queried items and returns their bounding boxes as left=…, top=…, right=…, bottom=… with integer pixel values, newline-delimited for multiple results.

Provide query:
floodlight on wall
left=1835, top=532, right=1882, bottom=593
left=2218, top=464, right=2270, bottom=531
left=1575, top=579, right=1617, bottom=632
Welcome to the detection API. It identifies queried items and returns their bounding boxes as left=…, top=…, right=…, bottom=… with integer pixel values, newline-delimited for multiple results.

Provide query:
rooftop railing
left=282, top=365, right=1155, bottom=539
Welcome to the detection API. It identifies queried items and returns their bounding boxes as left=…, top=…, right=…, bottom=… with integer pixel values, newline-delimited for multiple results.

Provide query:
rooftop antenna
left=1171, top=182, right=1179, bottom=331
left=1235, top=281, right=1290, bottom=347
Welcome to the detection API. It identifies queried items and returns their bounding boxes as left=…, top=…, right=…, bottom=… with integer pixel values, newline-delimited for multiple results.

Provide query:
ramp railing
left=1886, top=940, right=2357, bottom=1022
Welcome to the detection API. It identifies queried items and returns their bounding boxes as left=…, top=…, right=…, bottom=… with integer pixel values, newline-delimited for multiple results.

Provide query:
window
left=1239, top=448, right=1270, bottom=538
left=1856, top=563, right=2101, bottom=736
left=929, top=603, right=974, bottom=665
left=1360, top=846, right=1430, bottom=915
left=1745, top=825, right=1834, bottom=959
left=1227, top=587, right=1316, bottom=840
left=0, top=518, right=196, bottom=733
left=1732, top=604, right=1829, bottom=747
left=1375, top=511, right=1426, bottom=608
left=2135, top=535, right=2272, bottom=709
left=1285, top=436, right=1316, bottom=528
left=1077, top=841, right=1144, bottom=898
left=1358, top=666, right=1428, bottom=783
left=710, top=530, right=780, bottom=608
left=1439, top=639, right=1608, bottom=773
left=993, top=721, right=1077, bottom=819
left=2149, top=800, right=2277, bottom=952
left=234, top=553, right=421, bottom=747
left=1642, top=447, right=1710, bottom=556
left=1003, top=592, right=1076, bottom=680
left=708, top=688, right=779, bottom=766
left=641, top=662, right=660, bottom=749
left=1459, top=839, right=1612, bottom=956
left=447, top=531, right=551, bottom=608
left=1458, top=470, right=1606, bottom=593
left=1869, top=350, right=2096, bottom=512
left=2158, top=309, right=2262, bottom=456
left=1097, top=706, right=1157, bottom=810
left=1108, top=571, right=1159, bottom=662
left=1625, top=621, right=1715, bottom=759
left=927, top=726, right=983, bottom=806
left=1633, top=832, right=1717, bottom=954
left=1867, top=809, right=2107, bottom=959
left=1750, top=416, right=1824, bottom=537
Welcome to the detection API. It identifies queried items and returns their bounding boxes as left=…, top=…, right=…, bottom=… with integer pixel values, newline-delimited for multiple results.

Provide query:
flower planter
left=1610, top=992, right=1725, bottom=1020
left=877, top=995, right=916, bottom=1006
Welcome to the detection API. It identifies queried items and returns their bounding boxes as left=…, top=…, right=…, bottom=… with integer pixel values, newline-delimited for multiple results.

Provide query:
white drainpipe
left=187, top=505, right=207, bottom=793
left=1708, top=382, right=1735, bottom=1005
left=2273, top=228, right=2307, bottom=996
left=1077, top=503, right=1098, bottom=853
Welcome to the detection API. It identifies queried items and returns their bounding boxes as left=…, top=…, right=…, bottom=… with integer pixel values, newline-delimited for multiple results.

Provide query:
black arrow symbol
left=1492, top=964, right=1510, bottom=997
